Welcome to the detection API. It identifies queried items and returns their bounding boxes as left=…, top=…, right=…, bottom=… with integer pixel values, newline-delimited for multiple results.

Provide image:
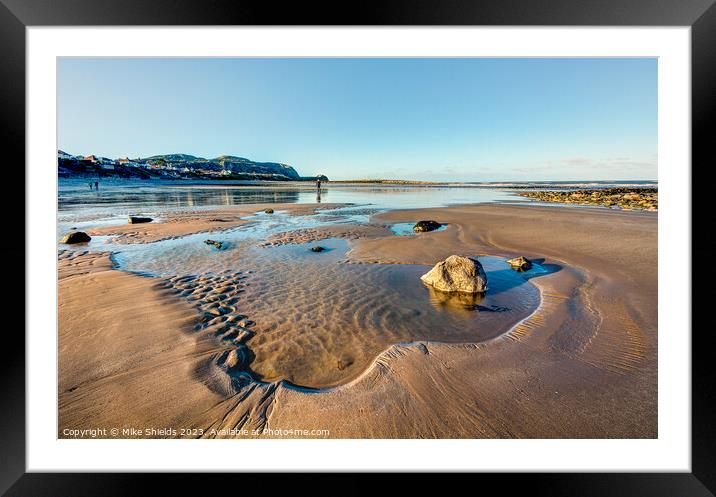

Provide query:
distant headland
left=57, top=150, right=328, bottom=182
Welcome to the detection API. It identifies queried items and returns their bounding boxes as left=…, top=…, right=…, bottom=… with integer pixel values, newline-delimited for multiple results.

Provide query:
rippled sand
left=157, top=238, right=543, bottom=388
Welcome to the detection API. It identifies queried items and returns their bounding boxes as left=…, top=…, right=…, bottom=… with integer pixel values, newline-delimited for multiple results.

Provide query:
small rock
left=128, top=216, right=152, bottom=224
left=413, top=220, right=442, bottom=233
left=264, top=208, right=274, bottom=214
left=60, top=231, right=91, bottom=244
left=310, top=246, right=325, bottom=252
left=420, top=255, right=487, bottom=294
left=204, top=239, right=223, bottom=249
left=506, top=256, right=532, bottom=271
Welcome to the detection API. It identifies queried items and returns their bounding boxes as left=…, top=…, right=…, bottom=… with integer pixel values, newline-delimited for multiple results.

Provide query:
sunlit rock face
left=420, top=255, right=488, bottom=294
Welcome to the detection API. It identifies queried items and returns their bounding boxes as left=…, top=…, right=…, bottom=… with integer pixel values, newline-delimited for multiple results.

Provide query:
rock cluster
left=519, top=188, right=657, bottom=211
left=420, top=255, right=488, bottom=294
left=204, top=239, right=223, bottom=249
left=264, top=208, right=274, bottom=214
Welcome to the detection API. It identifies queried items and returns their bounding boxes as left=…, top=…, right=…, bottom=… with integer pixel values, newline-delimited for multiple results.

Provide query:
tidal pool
left=101, top=231, right=545, bottom=388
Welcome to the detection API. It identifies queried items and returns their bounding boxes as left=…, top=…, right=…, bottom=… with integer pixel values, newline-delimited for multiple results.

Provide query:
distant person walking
left=316, top=178, right=321, bottom=190
left=88, top=181, right=93, bottom=190
left=94, top=181, right=99, bottom=190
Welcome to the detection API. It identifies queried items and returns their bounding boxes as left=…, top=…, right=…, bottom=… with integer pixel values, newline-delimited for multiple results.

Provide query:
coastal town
left=57, top=150, right=327, bottom=182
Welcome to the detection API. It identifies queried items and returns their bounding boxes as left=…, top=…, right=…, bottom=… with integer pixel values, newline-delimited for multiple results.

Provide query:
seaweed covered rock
left=413, top=220, right=442, bottom=233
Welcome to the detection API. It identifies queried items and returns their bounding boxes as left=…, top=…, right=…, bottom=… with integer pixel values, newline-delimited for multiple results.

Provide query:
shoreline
left=58, top=202, right=657, bottom=438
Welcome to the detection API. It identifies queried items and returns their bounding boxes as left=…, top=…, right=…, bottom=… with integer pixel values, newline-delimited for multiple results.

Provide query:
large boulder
left=413, top=220, right=442, bottom=233
left=60, top=231, right=91, bottom=244
left=420, top=255, right=487, bottom=294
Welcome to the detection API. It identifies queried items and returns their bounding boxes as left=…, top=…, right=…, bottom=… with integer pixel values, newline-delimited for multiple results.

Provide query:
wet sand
left=58, top=203, right=657, bottom=438
left=85, top=203, right=344, bottom=244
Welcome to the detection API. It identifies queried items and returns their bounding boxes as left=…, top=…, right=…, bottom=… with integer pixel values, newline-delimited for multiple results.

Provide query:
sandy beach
left=58, top=202, right=656, bottom=438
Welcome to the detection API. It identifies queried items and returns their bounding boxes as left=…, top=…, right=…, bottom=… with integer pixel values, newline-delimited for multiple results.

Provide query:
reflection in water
left=59, top=181, right=302, bottom=212
left=426, top=286, right=485, bottom=314
left=58, top=178, right=528, bottom=221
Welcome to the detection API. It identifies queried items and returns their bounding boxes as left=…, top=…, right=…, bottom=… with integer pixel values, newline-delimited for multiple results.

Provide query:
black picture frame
left=2, top=0, right=713, bottom=495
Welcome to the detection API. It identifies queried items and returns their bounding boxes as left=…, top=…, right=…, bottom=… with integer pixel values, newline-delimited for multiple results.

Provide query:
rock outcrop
left=519, top=188, right=657, bottom=211
left=420, top=255, right=487, bottom=294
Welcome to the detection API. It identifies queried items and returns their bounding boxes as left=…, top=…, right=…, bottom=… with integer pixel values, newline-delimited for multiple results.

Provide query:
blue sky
left=58, top=58, right=657, bottom=181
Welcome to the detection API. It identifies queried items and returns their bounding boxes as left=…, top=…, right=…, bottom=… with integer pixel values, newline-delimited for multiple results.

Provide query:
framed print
left=2, top=0, right=714, bottom=494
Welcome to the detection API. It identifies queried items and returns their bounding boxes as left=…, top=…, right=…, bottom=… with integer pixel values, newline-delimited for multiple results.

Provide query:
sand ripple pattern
left=224, top=252, right=540, bottom=389
left=161, top=271, right=259, bottom=391
left=158, top=249, right=542, bottom=390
